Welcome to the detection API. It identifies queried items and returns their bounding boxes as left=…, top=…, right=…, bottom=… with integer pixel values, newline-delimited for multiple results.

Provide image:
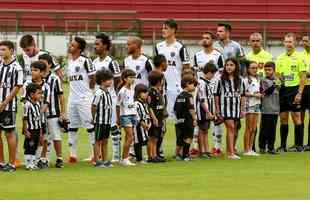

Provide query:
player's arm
left=180, top=46, right=191, bottom=71
left=84, top=58, right=96, bottom=89
left=22, top=104, right=31, bottom=138
left=187, top=95, right=197, bottom=126
left=295, top=71, right=307, bottom=103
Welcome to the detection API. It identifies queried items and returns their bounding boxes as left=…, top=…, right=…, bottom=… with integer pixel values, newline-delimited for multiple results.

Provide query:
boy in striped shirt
left=39, top=54, right=65, bottom=168
left=23, top=83, right=43, bottom=170
left=91, top=69, right=114, bottom=168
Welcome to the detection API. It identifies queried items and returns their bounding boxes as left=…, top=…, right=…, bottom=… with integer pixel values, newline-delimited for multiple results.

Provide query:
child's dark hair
left=221, top=58, right=241, bottom=90
left=153, top=54, right=167, bottom=68
left=264, top=61, right=276, bottom=70
left=134, top=83, right=148, bottom=100
left=203, top=62, right=218, bottom=74
left=95, top=69, right=113, bottom=85
left=148, top=70, right=164, bottom=87
left=38, top=54, right=55, bottom=68
left=181, top=74, right=195, bottom=89
left=118, top=69, right=136, bottom=89
left=26, top=83, right=41, bottom=98
left=31, top=60, right=47, bottom=72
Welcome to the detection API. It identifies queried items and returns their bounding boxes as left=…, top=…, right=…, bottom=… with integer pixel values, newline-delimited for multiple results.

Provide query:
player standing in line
left=193, top=31, right=224, bottom=156
left=299, top=34, right=310, bottom=151
left=93, top=33, right=122, bottom=162
left=66, top=37, right=96, bottom=164
left=0, top=41, right=23, bottom=172
left=276, top=33, right=307, bottom=152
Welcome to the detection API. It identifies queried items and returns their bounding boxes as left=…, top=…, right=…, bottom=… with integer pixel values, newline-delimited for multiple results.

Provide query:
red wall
left=0, top=0, right=309, bottom=39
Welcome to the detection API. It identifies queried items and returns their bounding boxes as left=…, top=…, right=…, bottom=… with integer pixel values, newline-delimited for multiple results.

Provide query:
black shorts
left=148, top=125, right=163, bottom=139
left=198, top=120, right=210, bottom=131
left=302, top=85, right=310, bottom=110
left=175, top=124, right=194, bottom=145
left=95, top=124, right=111, bottom=141
left=24, top=129, right=41, bottom=155
left=279, top=86, right=301, bottom=113
left=0, top=111, right=16, bottom=131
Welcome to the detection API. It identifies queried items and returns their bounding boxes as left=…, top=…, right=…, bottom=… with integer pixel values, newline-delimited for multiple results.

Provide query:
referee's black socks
left=280, top=124, right=289, bottom=148
left=295, top=124, right=303, bottom=147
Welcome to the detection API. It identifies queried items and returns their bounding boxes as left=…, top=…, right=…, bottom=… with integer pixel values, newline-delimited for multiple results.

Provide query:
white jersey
left=117, top=86, right=136, bottom=116
left=21, top=50, right=60, bottom=81
left=66, top=55, right=95, bottom=103
left=93, top=56, right=121, bottom=125
left=213, top=40, right=245, bottom=61
left=193, top=49, right=224, bottom=79
left=123, top=54, right=153, bottom=86
left=244, top=76, right=261, bottom=107
left=155, top=40, right=190, bottom=92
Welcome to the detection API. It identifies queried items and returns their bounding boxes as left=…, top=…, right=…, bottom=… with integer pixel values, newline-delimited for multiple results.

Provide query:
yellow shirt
left=299, top=49, right=310, bottom=85
left=276, top=50, right=307, bottom=87
left=246, top=49, right=273, bottom=78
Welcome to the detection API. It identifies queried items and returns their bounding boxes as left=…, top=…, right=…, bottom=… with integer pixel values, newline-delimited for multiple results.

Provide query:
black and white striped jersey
left=44, top=72, right=63, bottom=118
left=20, top=50, right=60, bottom=82
left=196, top=77, right=216, bottom=121
left=23, top=100, right=42, bottom=130
left=215, top=77, right=245, bottom=119
left=134, top=100, right=150, bottom=144
left=92, top=88, right=113, bottom=125
left=123, top=54, right=153, bottom=86
left=21, top=80, right=50, bottom=124
left=0, top=58, right=23, bottom=112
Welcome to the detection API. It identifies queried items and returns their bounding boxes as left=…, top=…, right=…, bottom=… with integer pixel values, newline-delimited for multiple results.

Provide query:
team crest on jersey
left=136, top=65, right=140, bottom=71
left=291, top=65, right=297, bottom=71
left=75, top=66, right=80, bottom=72
left=4, top=116, right=10, bottom=124
left=170, top=52, right=176, bottom=57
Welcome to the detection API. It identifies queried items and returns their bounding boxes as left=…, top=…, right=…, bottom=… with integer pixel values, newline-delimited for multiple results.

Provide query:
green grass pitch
left=0, top=84, right=309, bottom=200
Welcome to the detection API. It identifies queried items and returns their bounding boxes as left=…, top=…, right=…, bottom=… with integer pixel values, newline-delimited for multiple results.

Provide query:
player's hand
left=193, top=120, right=197, bottom=127
left=294, top=93, right=302, bottom=104
left=24, top=130, right=31, bottom=138
left=240, top=111, right=246, bottom=118
left=153, top=118, right=159, bottom=127
left=59, top=112, right=66, bottom=121
left=255, top=93, right=263, bottom=98
left=0, top=102, right=6, bottom=112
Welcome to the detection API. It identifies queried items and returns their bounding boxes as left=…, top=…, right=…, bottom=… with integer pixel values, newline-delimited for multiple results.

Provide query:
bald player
left=123, top=36, right=153, bottom=86
left=246, top=33, right=273, bottom=78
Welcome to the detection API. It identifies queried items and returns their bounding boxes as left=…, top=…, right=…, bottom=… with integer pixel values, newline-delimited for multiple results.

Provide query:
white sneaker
left=250, top=151, right=260, bottom=156
left=243, top=151, right=253, bottom=156
left=228, top=154, right=241, bottom=160
left=111, top=159, right=120, bottom=163
left=121, top=158, right=136, bottom=166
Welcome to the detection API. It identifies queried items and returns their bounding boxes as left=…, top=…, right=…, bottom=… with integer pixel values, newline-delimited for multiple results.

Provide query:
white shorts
left=166, top=90, right=179, bottom=119
left=47, top=118, right=62, bottom=141
left=67, top=98, right=94, bottom=130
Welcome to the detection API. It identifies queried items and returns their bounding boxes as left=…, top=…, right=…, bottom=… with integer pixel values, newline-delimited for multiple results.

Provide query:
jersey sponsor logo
left=69, top=75, right=83, bottom=81
left=0, top=82, right=12, bottom=88
left=223, top=92, right=241, bottom=98
left=167, top=60, right=176, bottom=67
left=170, top=52, right=176, bottom=57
